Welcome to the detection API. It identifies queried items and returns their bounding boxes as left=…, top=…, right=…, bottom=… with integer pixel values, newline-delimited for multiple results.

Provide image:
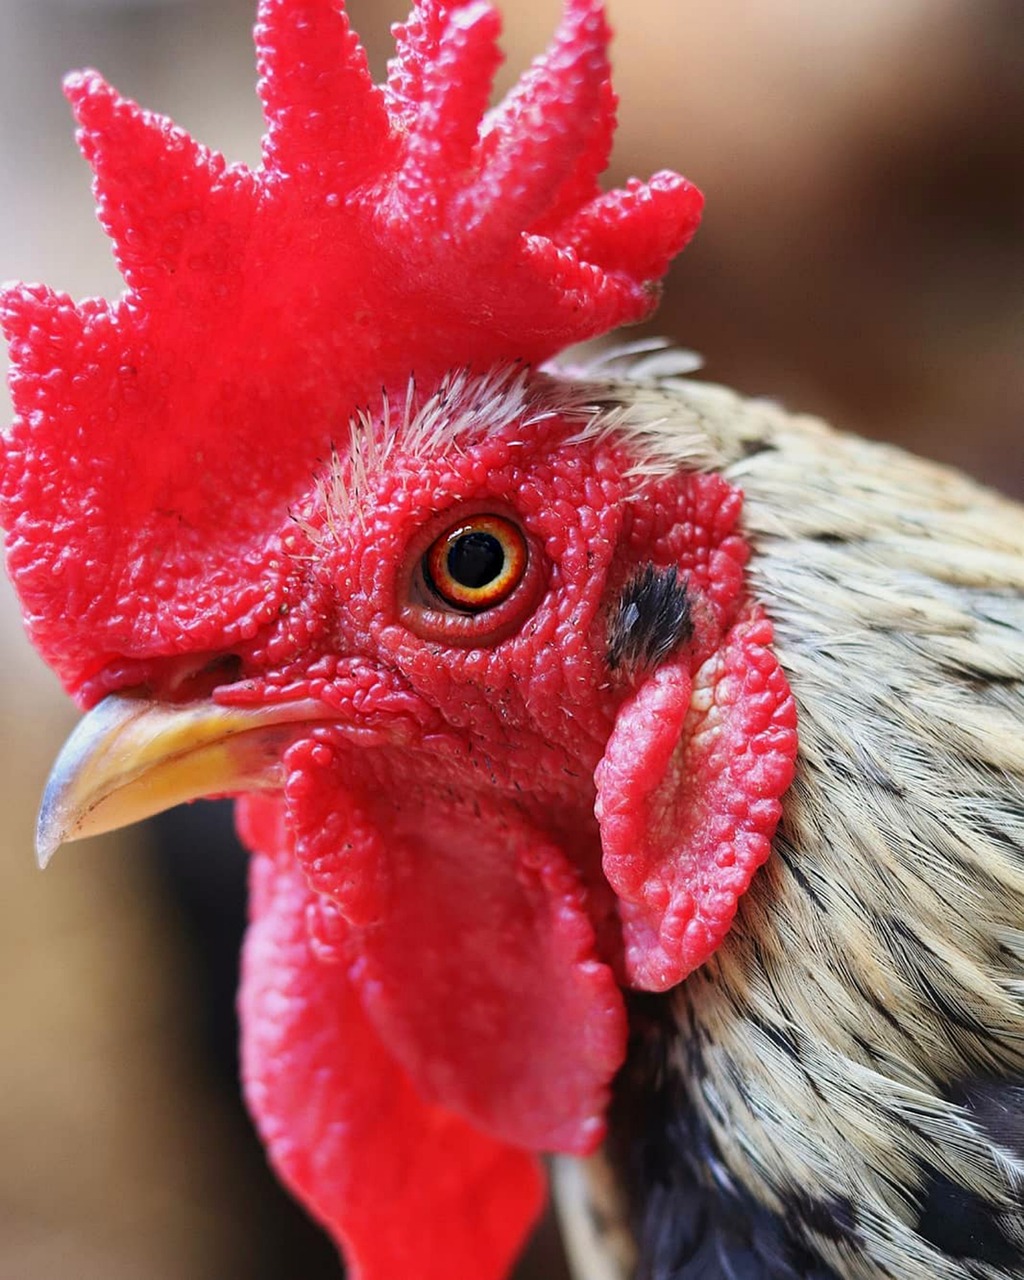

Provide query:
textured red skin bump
left=553, top=172, right=704, bottom=280
left=452, top=0, right=610, bottom=240
left=388, top=3, right=505, bottom=215
left=256, top=0, right=390, bottom=177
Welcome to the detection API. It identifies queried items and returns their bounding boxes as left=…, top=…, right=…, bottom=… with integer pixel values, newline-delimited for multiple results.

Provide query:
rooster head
left=1, top=2, right=796, bottom=1276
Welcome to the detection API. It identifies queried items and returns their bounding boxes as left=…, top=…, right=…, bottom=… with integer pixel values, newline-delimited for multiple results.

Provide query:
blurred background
left=0, top=0, right=1021, bottom=1276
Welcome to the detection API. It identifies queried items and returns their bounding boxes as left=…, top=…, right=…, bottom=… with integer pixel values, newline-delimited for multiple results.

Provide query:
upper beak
left=36, top=692, right=329, bottom=868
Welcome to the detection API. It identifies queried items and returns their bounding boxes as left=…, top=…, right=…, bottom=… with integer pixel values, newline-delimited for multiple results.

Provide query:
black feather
left=607, top=994, right=851, bottom=1280
left=908, top=1077, right=1024, bottom=1269
left=606, top=565, right=693, bottom=672
left=949, top=1077, right=1024, bottom=1160
left=915, top=1165, right=1021, bottom=1270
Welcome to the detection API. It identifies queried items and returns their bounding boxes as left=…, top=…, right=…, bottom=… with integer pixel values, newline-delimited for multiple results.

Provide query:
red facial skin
left=0, top=3, right=796, bottom=1276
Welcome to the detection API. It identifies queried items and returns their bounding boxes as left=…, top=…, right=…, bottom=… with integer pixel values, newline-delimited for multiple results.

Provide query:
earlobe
left=595, top=607, right=798, bottom=992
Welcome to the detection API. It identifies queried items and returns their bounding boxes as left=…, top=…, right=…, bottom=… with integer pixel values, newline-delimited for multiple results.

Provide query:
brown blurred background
left=1, top=1, right=1021, bottom=1277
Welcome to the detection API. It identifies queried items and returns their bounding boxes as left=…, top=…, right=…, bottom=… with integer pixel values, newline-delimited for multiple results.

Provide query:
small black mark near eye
left=606, top=564, right=693, bottom=672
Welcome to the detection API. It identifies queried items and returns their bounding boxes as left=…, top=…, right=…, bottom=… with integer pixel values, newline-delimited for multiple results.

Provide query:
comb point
left=458, top=0, right=612, bottom=244
left=256, top=0, right=389, bottom=179
left=65, top=74, right=237, bottom=294
left=560, top=173, right=705, bottom=281
left=393, top=1, right=504, bottom=213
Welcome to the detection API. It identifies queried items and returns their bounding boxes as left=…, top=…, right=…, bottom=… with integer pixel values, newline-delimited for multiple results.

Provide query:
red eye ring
left=423, top=515, right=528, bottom=612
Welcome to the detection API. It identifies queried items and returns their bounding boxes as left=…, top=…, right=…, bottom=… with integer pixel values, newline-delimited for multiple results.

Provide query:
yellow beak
left=36, top=693, right=330, bottom=868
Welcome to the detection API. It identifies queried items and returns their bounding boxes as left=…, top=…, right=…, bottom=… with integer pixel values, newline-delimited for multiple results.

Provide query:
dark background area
left=0, top=1, right=1020, bottom=1277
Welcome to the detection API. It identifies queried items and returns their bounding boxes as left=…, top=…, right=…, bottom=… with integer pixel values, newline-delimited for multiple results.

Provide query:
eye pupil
left=447, top=532, right=505, bottom=589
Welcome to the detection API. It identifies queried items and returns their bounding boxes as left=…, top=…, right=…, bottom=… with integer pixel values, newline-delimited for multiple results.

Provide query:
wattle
left=246, top=728, right=627, bottom=1155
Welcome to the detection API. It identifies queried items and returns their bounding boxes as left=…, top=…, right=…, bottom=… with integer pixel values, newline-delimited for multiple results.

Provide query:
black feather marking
left=884, top=916, right=995, bottom=1038
left=775, top=846, right=828, bottom=913
left=914, top=1164, right=1021, bottom=1270
left=606, top=565, right=694, bottom=672
left=788, top=1193, right=859, bottom=1249
left=948, top=1076, right=1024, bottom=1160
left=607, top=994, right=852, bottom=1280
left=748, top=1012, right=802, bottom=1062
left=738, top=438, right=778, bottom=460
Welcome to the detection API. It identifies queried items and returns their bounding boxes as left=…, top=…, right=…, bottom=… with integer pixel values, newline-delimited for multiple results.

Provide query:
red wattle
left=238, top=806, right=545, bottom=1280
left=280, top=733, right=628, bottom=1155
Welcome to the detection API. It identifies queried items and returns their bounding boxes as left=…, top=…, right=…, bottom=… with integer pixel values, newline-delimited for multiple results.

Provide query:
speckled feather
left=554, top=362, right=1024, bottom=1280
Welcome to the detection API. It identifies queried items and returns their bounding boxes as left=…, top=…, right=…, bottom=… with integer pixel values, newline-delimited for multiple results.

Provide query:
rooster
left=2, top=2, right=1022, bottom=1279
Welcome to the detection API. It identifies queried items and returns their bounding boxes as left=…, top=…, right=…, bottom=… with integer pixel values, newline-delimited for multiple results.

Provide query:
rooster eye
left=423, top=515, right=528, bottom=612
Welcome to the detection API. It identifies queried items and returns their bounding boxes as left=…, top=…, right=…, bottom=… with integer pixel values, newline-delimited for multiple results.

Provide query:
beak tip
left=36, top=770, right=69, bottom=868
left=34, top=816, right=61, bottom=869
left=33, top=690, right=308, bottom=867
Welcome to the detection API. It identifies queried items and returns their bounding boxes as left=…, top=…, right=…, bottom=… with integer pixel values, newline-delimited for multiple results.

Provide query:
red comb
left=1, top=0, right=703, bottom=695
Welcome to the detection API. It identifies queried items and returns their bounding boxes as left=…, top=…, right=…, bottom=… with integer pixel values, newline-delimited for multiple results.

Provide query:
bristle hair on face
left=296, top=358, right=734, bottom=544
left=304, top=365, right=600, bottom=534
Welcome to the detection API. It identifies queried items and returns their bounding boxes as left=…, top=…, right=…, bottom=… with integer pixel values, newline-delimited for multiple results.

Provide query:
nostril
left=165, top=653, right=244, bottom=700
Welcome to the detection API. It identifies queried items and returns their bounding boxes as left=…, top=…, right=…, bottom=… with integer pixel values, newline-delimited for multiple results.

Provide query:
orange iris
left=424, top=515, right=528, bottom=612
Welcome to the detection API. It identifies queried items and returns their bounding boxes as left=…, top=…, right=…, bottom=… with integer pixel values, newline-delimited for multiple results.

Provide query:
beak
left=36, top=693, right=328, bottom=868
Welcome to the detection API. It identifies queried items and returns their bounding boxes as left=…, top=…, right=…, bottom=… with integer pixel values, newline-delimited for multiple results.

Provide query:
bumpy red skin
left=0, top=2, right=797, bottom=1277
